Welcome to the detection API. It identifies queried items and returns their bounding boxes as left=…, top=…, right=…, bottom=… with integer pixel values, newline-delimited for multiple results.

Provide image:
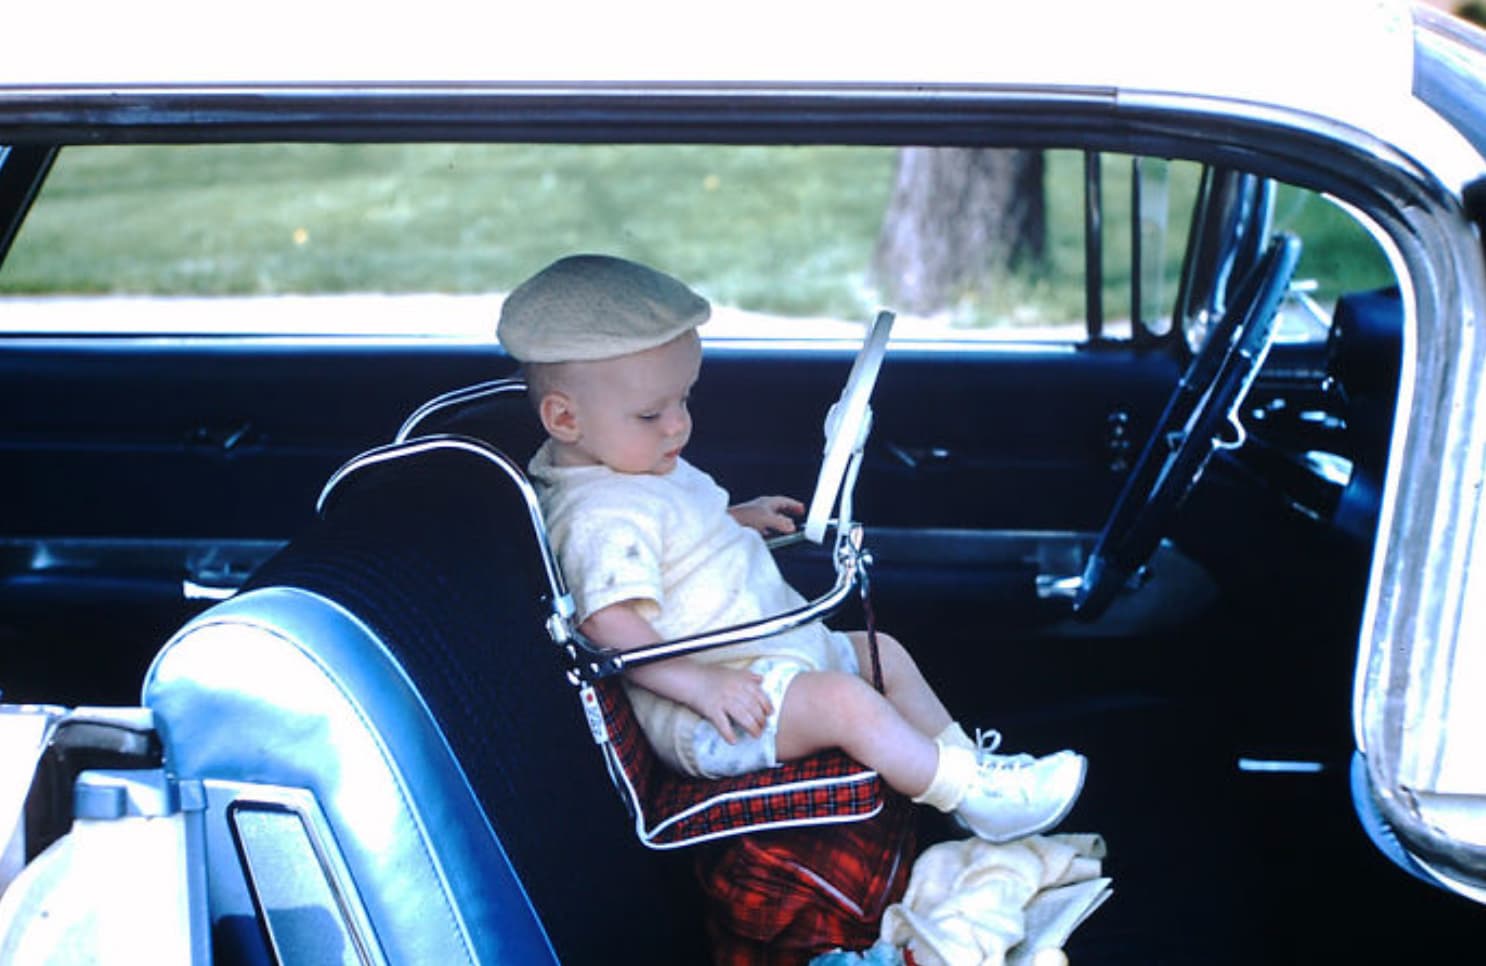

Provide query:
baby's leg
left=776, top=666, right=1088, bottom=844
left=774, top=669, right=937, bottom=797
left=846, top=630, right=953, bottom=739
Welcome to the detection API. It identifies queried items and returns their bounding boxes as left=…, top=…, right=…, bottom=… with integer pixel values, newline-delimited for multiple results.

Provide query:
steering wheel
left=1073, top=233, right=1301, bottom=618
left=803, top=310, right=896, bottom=544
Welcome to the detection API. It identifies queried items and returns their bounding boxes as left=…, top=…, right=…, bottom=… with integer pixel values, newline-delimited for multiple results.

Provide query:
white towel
left=879, top=834, right=1111, bottom=966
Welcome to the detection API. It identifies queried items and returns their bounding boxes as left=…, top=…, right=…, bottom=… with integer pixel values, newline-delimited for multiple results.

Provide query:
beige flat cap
left=497, top=254, right=710, bottom=363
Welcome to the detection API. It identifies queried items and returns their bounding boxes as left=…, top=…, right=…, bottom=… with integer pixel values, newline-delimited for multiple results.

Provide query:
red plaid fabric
left=588, top=680, right=887, bottom=848
left=695, top=793, right=916, bottom=965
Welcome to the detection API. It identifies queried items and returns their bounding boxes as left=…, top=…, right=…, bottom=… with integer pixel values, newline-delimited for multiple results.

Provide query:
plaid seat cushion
left=695, top=792, right=916, bottom=965
left=588, top=680, right=887, bottom=848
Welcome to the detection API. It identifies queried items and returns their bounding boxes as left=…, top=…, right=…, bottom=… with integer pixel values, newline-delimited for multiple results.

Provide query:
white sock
left=911, top=740, right=978, bottom=813
left=935, top=721, right=976, bottom=751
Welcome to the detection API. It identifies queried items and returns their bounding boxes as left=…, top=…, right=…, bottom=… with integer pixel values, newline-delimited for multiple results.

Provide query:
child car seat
left=391, top=380, right=893, bottom=847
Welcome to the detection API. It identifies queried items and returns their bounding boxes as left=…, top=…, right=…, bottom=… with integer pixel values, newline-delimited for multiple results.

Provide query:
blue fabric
left=810, top=941, right=905, bottom=965
left=241, top=445, right=710, bottom=962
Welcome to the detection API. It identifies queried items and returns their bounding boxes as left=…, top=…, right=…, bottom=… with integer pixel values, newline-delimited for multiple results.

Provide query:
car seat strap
left=859, top=568, right=883, bottom=693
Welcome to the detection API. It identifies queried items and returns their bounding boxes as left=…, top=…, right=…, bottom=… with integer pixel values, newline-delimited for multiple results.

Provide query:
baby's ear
left=538, top=391, right=580, bottom=442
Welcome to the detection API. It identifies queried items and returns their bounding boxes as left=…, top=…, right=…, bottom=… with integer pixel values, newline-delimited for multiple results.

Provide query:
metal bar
left=0, top=144, right=57, bottom=266
left=1084, top=150, right=1104, bottom=340
left=1131, top=156, right=1145, bottom=342
left=394, top=377, right=527, bottom=442
left=572, top=526, right=868, bottom=678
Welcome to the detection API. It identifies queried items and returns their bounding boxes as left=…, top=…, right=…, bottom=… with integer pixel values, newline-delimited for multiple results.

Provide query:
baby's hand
left=728, top=495, right=805, bottom=536
left=691, top=665, right=774, bottom=744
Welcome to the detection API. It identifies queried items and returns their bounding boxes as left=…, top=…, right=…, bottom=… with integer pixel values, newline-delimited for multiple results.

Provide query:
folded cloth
left=879, top=834, right=1111, bottom=966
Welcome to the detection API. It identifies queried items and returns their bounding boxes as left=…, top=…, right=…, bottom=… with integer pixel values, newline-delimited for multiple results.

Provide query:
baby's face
left=566, top=331, right=701, bottom=475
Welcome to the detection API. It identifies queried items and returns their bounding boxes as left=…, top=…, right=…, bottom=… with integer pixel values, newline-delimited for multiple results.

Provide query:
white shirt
left=528, top=440, right=843, bottom=772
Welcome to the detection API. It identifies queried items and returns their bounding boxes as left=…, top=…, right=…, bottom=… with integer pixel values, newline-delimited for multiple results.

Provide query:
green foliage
left=1, top=144, right=894, bottom=321
left=1273, top=184, right=1394, bottom=301
left=0, top=143, right=1389, bottom=328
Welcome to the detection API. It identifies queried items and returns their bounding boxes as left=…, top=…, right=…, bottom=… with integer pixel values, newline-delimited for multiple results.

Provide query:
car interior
left=2, top=138, right=1483, bottom=962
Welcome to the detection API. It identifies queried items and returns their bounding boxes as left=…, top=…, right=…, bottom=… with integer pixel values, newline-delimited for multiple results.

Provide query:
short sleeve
left=555, top=494, right=666, bottom=623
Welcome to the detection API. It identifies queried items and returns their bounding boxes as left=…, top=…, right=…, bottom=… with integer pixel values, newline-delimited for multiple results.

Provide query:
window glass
left=1088, top=154, right=1203, bottom=340
left=0, top=143, right=1240, bottom=342
left=2, top=144, right=893, bottom=336
left=1270, top=186, right=1395, bottom=343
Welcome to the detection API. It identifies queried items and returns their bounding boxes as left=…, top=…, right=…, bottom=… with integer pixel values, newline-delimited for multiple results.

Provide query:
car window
left=1100, top=154, right=1203, bottom=340
left=1270, top=185, right=1395, bottom=343
left=0, top=143, right=1391, bottom=344
left=0, top=144, right=1156, bottom=342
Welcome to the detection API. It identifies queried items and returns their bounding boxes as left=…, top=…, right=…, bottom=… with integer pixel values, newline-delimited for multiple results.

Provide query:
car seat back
left=144, top=440, right=709, bottom=963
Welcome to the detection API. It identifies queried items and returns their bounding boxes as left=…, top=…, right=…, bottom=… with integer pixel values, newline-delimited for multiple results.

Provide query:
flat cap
left=497, top=254, right=710, bottom=363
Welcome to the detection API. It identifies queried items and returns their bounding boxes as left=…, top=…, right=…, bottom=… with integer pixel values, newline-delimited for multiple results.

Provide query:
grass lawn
left=0, top=143, right=1391, bottom=329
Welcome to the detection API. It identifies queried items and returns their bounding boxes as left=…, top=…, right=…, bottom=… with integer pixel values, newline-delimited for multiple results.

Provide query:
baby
left=500, top=254, right=1086, bottom=843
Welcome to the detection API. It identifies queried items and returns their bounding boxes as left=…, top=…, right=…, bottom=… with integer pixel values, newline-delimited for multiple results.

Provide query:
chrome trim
left=394, top=377, right=527, bottom=443
left=1338, top=139, right=1486, bottom=891
left=1236, top=758, right=1325, bottom=774
left=705, top=338, right=1079, bottom=356
left=316, top=434, right=570, bottom=616
left=0, top=334, right=497, bottom=349
left=1036, top=574, right=1083, bottom=601
left=0, top=536, right=283, bottom=597
left=590, top=524, right=867, bottom=677
left=183, top=580, right=237, bottom=602
left=1417, top=854, right=1486, bottom=905
left=225, top=785, right=388, bottom=966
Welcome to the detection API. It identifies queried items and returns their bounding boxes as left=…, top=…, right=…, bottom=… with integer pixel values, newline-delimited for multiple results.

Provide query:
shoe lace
left=974, top=728, right=1036, bottom=771
left=974, top=728, right=1004, bottom=756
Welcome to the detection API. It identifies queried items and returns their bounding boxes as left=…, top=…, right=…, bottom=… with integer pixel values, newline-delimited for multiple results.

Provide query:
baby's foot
left=954, top=749, right=1087, bottom=844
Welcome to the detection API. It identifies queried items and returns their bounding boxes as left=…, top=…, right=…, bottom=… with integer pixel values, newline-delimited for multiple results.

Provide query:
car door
left=0, top=139, right=1255, bottom=720
left=1345, top=9, right=1486, bottom=901
left=0, top=334, right=519, bottom=705
left=0, top=135, right=1361, bottom=759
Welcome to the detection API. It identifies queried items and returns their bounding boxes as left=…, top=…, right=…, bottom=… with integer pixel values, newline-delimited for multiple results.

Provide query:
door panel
left=0, top=340, right=515, bottom=539
left=0, top=333, right=1185, bottom=705
left=0, top=338, right=516, bottom=703
left=692, top=343, right=1182, bottom=534
left=692, top=341, right=1185, bottom=647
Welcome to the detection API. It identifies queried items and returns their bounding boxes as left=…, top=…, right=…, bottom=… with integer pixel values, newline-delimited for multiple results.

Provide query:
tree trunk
left=872, top=148, right=1046, bottom=315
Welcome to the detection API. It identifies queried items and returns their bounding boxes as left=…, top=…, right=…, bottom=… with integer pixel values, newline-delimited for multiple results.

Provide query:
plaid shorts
left=691, top=631, right=859, bottom=778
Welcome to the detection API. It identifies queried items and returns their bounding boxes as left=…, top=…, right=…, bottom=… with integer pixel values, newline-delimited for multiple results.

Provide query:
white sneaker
left=973, top=728, right=1036, bottom=768
left=950, top=730, right=1073, bottom=834
left=954, top=749, right=1087, bottom=844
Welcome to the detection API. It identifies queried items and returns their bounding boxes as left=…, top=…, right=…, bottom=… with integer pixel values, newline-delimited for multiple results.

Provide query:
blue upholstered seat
left=144, top=441, right=710, bottom=963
